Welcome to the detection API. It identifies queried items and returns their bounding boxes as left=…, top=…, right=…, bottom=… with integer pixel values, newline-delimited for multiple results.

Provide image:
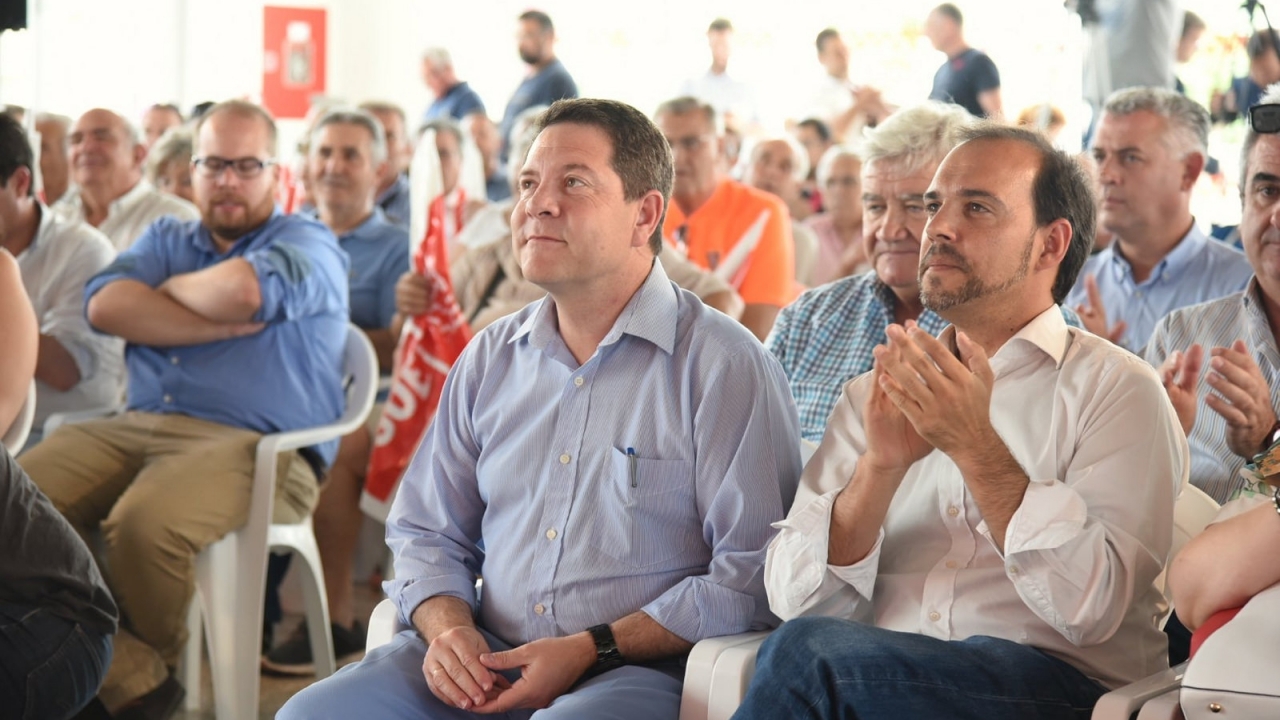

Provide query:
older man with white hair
left=52, top=108, right=198, bottom=251
left=421, top=47, right=485, bottom=125
left=803, top=145, right=868, bottom=285
left=745, top=135, right=820, bottom=283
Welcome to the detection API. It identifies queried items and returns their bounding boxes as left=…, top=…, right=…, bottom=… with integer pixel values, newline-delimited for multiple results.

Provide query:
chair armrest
left=42, top=405, right=123, bottom=435
left=679, top=632, right=770, bottom=720
left=366, top=598, right=403, bottom=653
left=1136, top=688, right=1185, bottom=720
left=1091, top=663, right=1187, bottom=720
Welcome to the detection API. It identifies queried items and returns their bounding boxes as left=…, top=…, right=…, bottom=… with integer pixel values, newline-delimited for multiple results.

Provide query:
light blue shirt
left=385, top=260, right=801, bottom=647
left=1066, top=224, right=1253, bottom=351
left=767, top=273, right=949, bottom=443
left=85, top=209, right=350, bottom=465
left=375, top=174, right=411, bottom=232
left=338, top=208, right=409, bottom=331
left=1144, top=278, right=1280, bottom=503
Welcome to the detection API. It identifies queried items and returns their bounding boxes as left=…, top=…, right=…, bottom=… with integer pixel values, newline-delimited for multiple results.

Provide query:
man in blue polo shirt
left=498, top=10, right=578, bottom=165
left=18, top=100, right=349, bottom=717
left=262, top=107, right=409, bottom=676
left=421, top=48, right=486, bottom=125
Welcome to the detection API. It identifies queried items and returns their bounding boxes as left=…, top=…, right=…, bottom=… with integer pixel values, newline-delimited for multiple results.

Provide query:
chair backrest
left=339, top=324, right=378, bottom=432
left=1172, top=484, right=1219, bottom=563
left=1, top=382, right=36, bottom=453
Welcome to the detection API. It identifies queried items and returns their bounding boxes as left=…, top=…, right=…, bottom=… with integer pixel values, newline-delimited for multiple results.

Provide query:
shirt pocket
left=600, top=446, right=699, bottom=570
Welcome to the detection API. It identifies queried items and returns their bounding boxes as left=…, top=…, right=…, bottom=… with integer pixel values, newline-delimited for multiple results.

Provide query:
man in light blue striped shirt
left=1145, top=88, right=1280, bottom=504
left=281, top=99, right=800, bottom=720
left=1070, top=87, right=1252, bottom=351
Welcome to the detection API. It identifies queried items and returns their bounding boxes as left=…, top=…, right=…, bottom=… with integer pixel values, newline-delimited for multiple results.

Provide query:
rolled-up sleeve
left=243, top=230, right=349, bottom=324
left=84, top=219, right=174, bottom=309
left=384, top=340, right=487, bottom=627
left=641, top=343, right=801, bottom=642
left=996, top=358, right=1187, bottom=647
left=765, top=373, right=882, bottom=621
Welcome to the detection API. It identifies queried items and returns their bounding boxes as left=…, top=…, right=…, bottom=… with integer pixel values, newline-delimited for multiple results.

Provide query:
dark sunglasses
left=1250, top=104, right=1280, bottom=134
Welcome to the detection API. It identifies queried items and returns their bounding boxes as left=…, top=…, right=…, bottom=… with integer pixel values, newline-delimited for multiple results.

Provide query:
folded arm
left=158, top=258, right=262, bottom=323
left=87, top=279, right=262, bottom=347
left=1172, top=500, right=1280, bottom=630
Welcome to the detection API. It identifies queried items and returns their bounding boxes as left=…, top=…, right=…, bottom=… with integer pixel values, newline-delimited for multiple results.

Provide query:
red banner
left=361, top=195, right=472, bottom=521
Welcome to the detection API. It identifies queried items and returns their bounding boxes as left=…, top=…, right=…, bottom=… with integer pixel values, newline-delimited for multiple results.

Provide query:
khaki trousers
left=18, top=411, right=320, bottom=709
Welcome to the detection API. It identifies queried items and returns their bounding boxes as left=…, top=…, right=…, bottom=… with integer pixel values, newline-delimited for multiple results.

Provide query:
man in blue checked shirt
left=19, top=100, right=349, bottom=718
left=767, top=102, right=973, bottom=442
left=281, top=98, right=801, bottom=720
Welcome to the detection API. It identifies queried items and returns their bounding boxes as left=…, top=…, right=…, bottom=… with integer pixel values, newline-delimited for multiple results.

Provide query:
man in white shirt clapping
left=734, top=124, right=1188, bottom=719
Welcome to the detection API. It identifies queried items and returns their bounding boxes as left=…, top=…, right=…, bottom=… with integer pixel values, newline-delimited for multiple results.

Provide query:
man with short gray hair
left=421, top=47, right=485, bottom=124
left=360, top=101, right=413, bottom=230
left=1069, top=86, right=1252, bottom=351
left=35, top=112, right=73, bottom=205
left=53, top=108, right=198, bottom=251
left=767, top=102, right=971, bottom=441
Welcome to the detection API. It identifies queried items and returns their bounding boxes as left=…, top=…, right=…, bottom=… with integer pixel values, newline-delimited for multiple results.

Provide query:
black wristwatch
left=585, top=624, right=625, bottom=677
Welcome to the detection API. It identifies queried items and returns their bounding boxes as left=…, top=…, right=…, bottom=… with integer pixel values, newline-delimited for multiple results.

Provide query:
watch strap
left=585, top=624, right=625, bottom=677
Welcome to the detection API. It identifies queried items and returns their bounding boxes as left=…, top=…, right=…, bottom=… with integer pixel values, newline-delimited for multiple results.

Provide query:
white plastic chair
left=45, top=324, right=377, bottom=720
left=1, top=381, right=36, bottom=452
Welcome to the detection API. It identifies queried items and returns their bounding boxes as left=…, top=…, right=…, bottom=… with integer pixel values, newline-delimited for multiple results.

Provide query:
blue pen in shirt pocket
left=627, top=447, right=638, bottom=488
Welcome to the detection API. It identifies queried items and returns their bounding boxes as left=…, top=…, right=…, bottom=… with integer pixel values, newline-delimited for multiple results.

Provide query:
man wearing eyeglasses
left=656, top=96, right=796, bottom=341
left=1144, top=95, right=1280, bottom=506
left=18, top=100, right=350, bottom=718
left=52, top=108, right=199, bottom=252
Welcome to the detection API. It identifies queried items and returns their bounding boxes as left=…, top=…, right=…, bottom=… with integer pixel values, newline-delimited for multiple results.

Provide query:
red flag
left=361, top=193, right=473, bottom=521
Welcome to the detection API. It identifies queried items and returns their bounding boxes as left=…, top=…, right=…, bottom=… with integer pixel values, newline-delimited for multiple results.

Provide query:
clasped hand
left=869, top=321, right=998, bottom=463
left=424, top=628, right=594, bottom=713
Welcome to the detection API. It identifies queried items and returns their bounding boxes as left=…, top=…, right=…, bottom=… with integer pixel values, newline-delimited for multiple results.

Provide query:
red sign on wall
left=262, top=6, right=326, bottom=120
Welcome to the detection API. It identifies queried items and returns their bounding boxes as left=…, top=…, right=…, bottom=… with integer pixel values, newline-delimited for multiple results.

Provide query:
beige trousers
left=18, top=411, right=320, bottom=709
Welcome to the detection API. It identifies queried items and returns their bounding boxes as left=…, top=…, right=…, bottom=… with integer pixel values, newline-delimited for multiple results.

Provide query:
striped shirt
left=766, top=273, right=950, bottom=442
left=1144, top=278, right=1280, bottom=503
left=385, top=260, right=802, bottom=646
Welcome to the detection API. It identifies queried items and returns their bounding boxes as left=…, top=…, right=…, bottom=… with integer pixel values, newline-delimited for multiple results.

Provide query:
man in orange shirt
left=656, top=97, right=795, bottom=340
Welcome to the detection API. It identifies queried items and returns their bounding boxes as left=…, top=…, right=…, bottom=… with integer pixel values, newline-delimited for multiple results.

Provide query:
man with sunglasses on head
left=1145, top=94, right=1280, bottom=506
left=19, top=100, right=349, bottom=720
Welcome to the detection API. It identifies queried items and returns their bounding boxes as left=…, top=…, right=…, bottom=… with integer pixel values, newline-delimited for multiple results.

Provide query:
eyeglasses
left=1250, top=104, right=1280, bottom=134
left=192, top=156, right=277, bottom=179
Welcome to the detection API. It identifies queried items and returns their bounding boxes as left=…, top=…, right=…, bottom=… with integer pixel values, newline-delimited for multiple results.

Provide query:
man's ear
left=132, top=142, right=148, bottom=169
left=1181, top=151, right=1206, bottom=191
left=1036, top=218, right=1072, bottom=272
left=634, top=190, right=664, bottom=249
left=11, top=166, right=33, bottom=199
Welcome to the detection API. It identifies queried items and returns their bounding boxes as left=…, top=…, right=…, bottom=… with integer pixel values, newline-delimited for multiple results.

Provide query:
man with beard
left=497, top=10, right=578, bottom=167
left=766, top=102, right=970, bottom=442
left=736, top=125, right=1187, bottom=719
left=19, top=100, right=349, bottom=719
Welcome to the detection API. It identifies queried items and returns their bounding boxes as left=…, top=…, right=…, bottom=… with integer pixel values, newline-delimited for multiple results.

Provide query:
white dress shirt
left=766, top=306, right=1188, bottom=689
left=17, top=206, right=125, bottom=426
left=52, top=180, right=199, bottom=252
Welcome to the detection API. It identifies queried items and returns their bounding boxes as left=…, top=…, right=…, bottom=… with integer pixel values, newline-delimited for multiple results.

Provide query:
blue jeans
left=0, top=602, right=113, bottom=720
left=278, top=627, right=683, bottom=720
left=733, top=617, right=1106, bottom=720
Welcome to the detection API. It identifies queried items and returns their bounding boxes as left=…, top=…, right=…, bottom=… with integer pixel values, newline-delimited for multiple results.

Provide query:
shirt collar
left=193, top=206, right=283, bottom=255
left=339, top=208, right=389, bottom=242
left=939, top=304, right=1070, bottom=373
left=30, top=202, right=54, bottom=253
left=510, top=258, right=679, bottom=357
left=1107, top=221, right=1207, bottom=285
left=111, top=179, right=154, bottom=214
left=376, top=174, right=409, bottom=205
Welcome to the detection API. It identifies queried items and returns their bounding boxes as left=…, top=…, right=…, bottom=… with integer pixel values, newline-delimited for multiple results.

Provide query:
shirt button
left=163, top=394, right=173, bottom=403
left=559, top=453, right=571, bottom=464
left=1009, top=565, right=1021, bottom=576
left=170, top=356, right=179, bottom=365
left=945, top=560, right=957, bottom=569
left=545, top=528, right=557, bottom=540
left=573, top=377, right=584, bottom=387
left=533, top=603, right=545, bottom=615
left=946, top=506, right=959, bottom=517
left=929, top=611, right=941, bottom=622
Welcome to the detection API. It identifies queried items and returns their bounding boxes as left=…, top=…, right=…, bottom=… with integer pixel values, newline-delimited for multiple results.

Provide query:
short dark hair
left=708, top=17, right=733, bottom=34
left=956, top=124, right=1095, bottom=304
left=1181, top=10, right=1206, bottom=39
left=0, top=113, right=34, bottom=197
left=534, top=99, right=674, bottom=255
left=519, top=10, right=554, bottom=33
left=150, top=103, right=184, bottom=121
left=1249, top=29, right=1280, bottom=59
left=797, top=117, right=832, bottom=143
left=934, top=3, right=963, bottom=25
left=654, top=96, right=718, bottom=135
left=816, top=27, right=840, bottom=54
